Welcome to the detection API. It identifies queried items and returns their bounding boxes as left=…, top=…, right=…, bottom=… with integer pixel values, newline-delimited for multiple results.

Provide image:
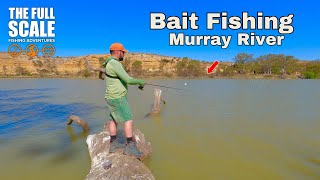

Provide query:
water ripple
left=0, top=88, right=96, bottom=139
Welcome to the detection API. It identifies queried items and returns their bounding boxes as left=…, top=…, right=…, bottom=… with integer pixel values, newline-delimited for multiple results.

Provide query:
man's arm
left=110, top=60, right=144, bottom=85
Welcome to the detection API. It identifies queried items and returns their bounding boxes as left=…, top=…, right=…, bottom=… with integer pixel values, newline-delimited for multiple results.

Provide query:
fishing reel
left=138, top=85, right=144, bottom=91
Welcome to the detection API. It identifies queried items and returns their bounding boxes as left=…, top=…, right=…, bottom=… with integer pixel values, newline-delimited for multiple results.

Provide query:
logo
left=8, top=44, right=22, bottom=57
left=41, top=44, right=56, bottom=58
left=8, top=7, right=56, bottom=59
left=26, top=44, right=38, bottom=57
left=8, top=44, right=55, bottom=58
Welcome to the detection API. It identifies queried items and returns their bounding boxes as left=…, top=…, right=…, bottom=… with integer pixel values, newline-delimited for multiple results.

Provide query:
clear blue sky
left=1, top=0, right=319, bottom=62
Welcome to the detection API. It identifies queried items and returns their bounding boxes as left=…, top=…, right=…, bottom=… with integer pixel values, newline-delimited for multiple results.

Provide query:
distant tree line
left=1, top=54, right=319, bottom=79
left=216, top=53, right=320, bottom=79
left=175, top=57, right=202, bottom=77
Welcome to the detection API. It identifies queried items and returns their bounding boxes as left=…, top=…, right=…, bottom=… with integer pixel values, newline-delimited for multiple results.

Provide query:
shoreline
left=0, top=74, right=307, bottom=80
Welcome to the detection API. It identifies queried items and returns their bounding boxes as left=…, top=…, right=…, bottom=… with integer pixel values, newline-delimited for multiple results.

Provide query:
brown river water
left=0, top=79, right=319, bottom=179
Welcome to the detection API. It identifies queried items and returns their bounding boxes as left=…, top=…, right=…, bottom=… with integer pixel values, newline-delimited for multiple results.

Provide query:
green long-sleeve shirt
left=103, top=57, right=144, bottom=99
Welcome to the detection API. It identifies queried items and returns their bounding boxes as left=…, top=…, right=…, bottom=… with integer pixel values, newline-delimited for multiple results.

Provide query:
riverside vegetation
left=0, top=52, right=319, bottom=79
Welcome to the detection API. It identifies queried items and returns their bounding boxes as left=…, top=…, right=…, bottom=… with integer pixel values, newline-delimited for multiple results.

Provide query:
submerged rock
left=85, top=122, right=154, bottom=180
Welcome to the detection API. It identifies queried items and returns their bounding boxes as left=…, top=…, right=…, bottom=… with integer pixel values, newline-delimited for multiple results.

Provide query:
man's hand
left=138, top=80, right=145, bottom=91
left=138, top=85, right=144, bottom=91
left=85, top=58, right=105, bottom=73
left=99, top=71, right=105, bottom=80
left=84, top=58, right=106, bottom=80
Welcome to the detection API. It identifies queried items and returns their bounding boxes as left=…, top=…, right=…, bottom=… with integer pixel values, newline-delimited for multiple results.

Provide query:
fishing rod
left=145, top=83, right=188, bottom=92
left=84, top=58, right=188, bottom=93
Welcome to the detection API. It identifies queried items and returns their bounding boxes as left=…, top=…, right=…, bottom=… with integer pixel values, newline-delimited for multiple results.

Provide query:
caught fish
left=145, top=88, right=166, bottom=117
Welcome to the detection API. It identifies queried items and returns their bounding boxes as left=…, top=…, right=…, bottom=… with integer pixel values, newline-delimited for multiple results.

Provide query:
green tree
left=121, top=57, right=131, bottom=72
left=304, top=72, right=317, bottom=79
left=233, top=53, right=255, bottom=74
left=176, top=58, right=188, bottom=77
left=279, top=55, right=298, bottom=75
left=303, top=61, right=320, bottom=79
left=132, top=60, right=143, bottom=76
left=187, top=60, right=201, bottom=77
left=256, top=54, right=278, bottom=74
left=256, top=54, right=298, bottom=75
left=175, top=58, right=202, bottom=77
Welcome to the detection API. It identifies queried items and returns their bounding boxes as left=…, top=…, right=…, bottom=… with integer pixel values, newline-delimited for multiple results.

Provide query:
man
left=99, top=42, right=145, bottom=158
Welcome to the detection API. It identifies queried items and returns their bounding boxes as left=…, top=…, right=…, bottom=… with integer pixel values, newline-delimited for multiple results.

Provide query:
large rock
left=85, top=123, right=154, bottom=180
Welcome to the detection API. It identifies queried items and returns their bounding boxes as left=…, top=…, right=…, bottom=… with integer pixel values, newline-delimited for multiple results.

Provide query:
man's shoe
left=109, top=139, right=125, bottom=153
left=123, top=141, right=144, bottom=159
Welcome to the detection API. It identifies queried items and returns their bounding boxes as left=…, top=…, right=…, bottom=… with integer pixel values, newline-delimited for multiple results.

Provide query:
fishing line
left=85, top=58, right=192, bottom=96
left=145, top=83, right=190, bottom=92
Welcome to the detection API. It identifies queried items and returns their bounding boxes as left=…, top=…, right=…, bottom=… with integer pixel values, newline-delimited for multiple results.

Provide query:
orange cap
left=109, top=42, right=128, bottom=52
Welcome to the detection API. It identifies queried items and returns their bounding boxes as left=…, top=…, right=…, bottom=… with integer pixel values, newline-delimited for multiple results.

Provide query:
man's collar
left=109, top=56, right=118, bottom=60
